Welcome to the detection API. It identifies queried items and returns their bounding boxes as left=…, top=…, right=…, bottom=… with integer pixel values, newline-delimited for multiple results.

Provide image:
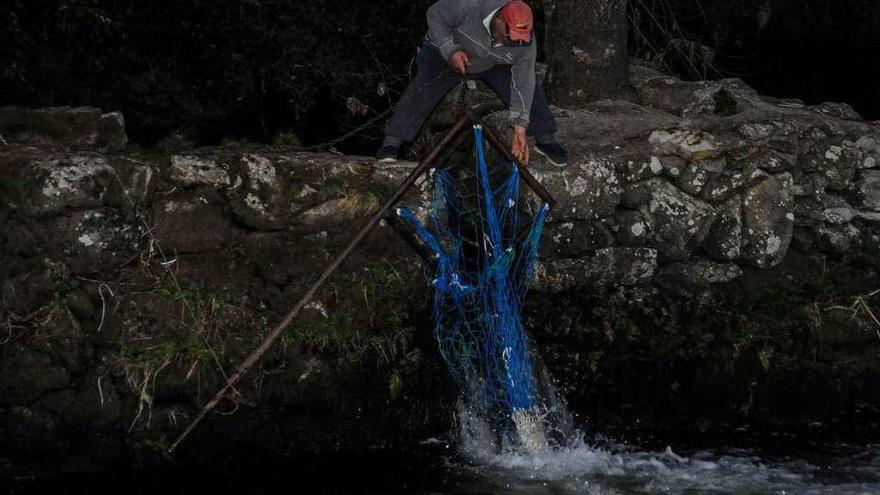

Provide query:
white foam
left=452, top=374, right=880, bottom=494
left=451, top=436, right=880, bottom=494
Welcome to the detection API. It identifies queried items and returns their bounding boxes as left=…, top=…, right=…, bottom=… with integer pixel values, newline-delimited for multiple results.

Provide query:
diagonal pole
left=167, top=113, right=475, bottom=454
left=473, top=113, right=557, bottom=208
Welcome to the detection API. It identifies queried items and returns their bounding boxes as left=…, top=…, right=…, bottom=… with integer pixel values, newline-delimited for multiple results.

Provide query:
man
left=377, top=0, right=569, bottom=167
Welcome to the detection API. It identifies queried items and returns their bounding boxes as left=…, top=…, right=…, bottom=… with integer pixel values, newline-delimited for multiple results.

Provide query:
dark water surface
left=5, top=431, right=880, bottom=495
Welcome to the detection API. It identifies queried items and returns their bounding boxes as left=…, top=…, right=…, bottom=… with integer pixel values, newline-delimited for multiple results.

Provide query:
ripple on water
left=451, top=427, right=880, bottom=495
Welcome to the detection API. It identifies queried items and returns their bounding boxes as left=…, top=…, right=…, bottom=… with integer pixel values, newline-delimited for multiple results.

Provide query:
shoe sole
left=533, top=145, right=568, bottom=167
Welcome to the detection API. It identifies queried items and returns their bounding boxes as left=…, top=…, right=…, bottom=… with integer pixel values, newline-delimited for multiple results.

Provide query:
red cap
left=499, top=1, right=533, bottom=43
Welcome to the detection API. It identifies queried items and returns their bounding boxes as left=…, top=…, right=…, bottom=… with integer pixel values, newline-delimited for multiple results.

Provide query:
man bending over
left=377, top=0, right=569, bottom=167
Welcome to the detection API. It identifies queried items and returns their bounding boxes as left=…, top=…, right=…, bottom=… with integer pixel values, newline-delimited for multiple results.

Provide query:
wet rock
left=542, top=220, right=615, bottom=257
left=628, top=62, right=667, bottom=88
left=228, top=153, right=290, bottom=230
left=533, top=247, right=657, bottom=291
left=371, top=160, right=418, bottom=188
left=675, top=157, right=726, bottom=196
left=737, top=122, right=776, bottom=141
left=657, top=260, right=743, bottom=294
left=702, top=167, right=768, bottom=202
left=30, top=301, right=86, bottom=370
left=23, top=155, right=115, bottom=216
left=857, top=211, right=880, bottom=222
left=704, top=195, right=743, bottom=261
left=621, top=180, right=653, bottom=209
left=169, top=155, right=231, bottom=188
left=298, top=193, right=381, bottom=229
left=814, top=223, right=862, bottom=253
left=688, top=79, right=760, bottom=117
left=619, top=154, right=665, bottom=183
left=40, top=369, right=121, bottom=427
left=0, top=347, right=71, bottom=405
left=855, top=170, right=880, bottom=211
left=752, top=149, right=794, bottom=173
left=153, top=190, right=234, bottom=253
left=1, top=261, right=70, bottom=315
left=589, top=247, right=658, bottom=285
left=0, top=406, right=60, bottom=456
left=246, top=232, right=300, bottom=286
left=649, top=129, right=718, bottom=161
left=820, top=196, right=858, bottom=225
left=796, top=194, right=859, bottom=227
left=742, top=173, right=794, bottom=268
left=798, top=139, right=862, bottom=192
left=59, top=209, right=146, bottom=274
left=105, top=157, right=155, bottom=207
left=64, top=289, right=96, bottom=320
left=608, top=210, right=652, bottom=247
left=174, top=252, right=256, bottom=297
left=853, top=136, right=880, bottom=169
left=634, top=76, right=698, bottom=115
left=634, top=178, right=716, bottom=260
left=811, top=101, right=863, bottom=121
left=532, top=158, right=622, bottom=220
left=552, top=99, right=681, bottom=150
left=635, top=76, right=759, bottom=118
left=0, top=106, right=127, bottom=151
left=291, top=152, right=373, bottom=187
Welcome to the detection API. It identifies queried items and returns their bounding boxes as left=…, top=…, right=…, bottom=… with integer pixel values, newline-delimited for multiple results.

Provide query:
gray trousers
left=384, top=41, right=558, bottom=147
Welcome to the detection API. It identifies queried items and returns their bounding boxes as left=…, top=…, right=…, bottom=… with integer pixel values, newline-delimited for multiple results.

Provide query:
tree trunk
left=544, top=0, right=634, bottom=106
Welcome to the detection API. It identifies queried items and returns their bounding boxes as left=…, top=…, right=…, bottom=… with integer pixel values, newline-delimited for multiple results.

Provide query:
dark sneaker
left=376, top=145, right=400, bottom=163
left=534, top=142, right=569, bottom=167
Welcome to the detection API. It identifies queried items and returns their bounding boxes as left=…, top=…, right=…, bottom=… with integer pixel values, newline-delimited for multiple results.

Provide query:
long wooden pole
left=167, top=114, right=474, bottom=454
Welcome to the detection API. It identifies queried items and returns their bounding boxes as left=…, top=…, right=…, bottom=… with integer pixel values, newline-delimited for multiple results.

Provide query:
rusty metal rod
left=167, top=113, right=475, bottom=454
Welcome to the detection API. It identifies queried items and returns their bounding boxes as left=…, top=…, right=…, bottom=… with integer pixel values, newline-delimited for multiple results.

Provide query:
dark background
left=2, top=0, right=878, bottom=153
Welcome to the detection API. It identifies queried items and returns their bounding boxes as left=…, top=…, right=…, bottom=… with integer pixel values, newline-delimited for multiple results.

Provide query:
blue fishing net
left=396, top=126, right=549, bottom=436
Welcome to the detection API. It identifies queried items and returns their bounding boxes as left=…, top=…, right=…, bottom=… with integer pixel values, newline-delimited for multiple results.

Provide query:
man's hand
left=448, top=50, right=471, bottom=75
left=511, top=125, right=529, bottom=164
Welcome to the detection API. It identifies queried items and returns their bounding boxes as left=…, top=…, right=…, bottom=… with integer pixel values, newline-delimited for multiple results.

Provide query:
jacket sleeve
left=426, top=0, right=467, bottom=61
left=508, top=42, right=537, bottom=127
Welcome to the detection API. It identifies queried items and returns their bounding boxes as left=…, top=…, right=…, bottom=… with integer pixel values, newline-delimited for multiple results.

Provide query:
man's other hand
left=449, top=50, right=471, bottom=75
left=512, top=125, right=529, bottom=164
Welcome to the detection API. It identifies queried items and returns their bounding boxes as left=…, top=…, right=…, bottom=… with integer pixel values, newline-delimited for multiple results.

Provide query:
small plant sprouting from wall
left=114, top=275, right=232, bottom=432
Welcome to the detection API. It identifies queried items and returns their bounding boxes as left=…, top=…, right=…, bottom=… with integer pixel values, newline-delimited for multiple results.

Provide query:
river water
left=6, top=429, right=880, bottom=495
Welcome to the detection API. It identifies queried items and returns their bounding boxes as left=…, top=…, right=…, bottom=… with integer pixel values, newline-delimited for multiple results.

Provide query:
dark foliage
left=629, top=0, right=880, bottom=119
left=1, top=0, right=432, bottom=148
left=2, top=0, right=878, bottom=151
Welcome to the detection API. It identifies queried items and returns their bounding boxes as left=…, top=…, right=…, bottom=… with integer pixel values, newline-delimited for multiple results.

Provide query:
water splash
left=453, top=414, right=880, bottom=494
left=451, top=367, right=880, bottom=494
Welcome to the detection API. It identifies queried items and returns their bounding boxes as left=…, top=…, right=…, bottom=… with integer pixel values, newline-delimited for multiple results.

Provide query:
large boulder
left=227, top=153, right=291, bottom=230
left=625, top=178, right=716, bottom=260
left=22, top=155, right=116, bottom=217
left=856, top=170, right=880, bottom=211
left=533, top=247, right=658, bottom=291
left=169, top=154, right=231, bottom=188
left=152, top=190, right=235, bottom=253
left=531, top=157, right=623, bottom=220
left=742, top=173, right=795, bottom=268
left=0, top=106, right=127, bottom=151
left=704, top=195, right=743, bottom=261
left=0, top=347, right=71, bottom=406
left=542, top=220, right=615, bottom=257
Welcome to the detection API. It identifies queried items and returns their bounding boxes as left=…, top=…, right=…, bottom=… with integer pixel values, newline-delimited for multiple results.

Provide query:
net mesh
left=396, top=126, right=549, bottom=444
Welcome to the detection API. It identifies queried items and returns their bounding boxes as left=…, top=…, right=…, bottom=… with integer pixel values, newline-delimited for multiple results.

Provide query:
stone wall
left=2, top=65, right=880, bottom=473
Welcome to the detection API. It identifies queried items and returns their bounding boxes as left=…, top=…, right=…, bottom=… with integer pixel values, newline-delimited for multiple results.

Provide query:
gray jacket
left=427, top=0, right=537, bottom=127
